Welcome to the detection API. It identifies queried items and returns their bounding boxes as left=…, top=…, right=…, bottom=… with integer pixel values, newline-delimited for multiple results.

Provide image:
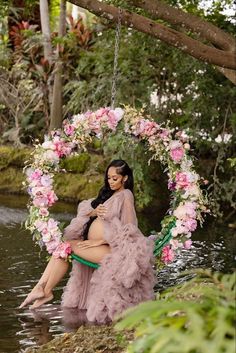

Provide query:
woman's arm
left=120, top=190, right=138, bottom=226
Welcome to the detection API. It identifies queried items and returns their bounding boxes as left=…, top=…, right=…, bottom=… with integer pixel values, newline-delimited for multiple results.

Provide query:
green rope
left=70, top=253, right=100, bottom=269
left=71, top=221, right=176, bottom=268
left=153, top=220, right=176, bottom=256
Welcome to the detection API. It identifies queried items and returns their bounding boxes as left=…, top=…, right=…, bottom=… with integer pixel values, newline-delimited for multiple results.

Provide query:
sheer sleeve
left=120, top=190, right=138, bottom=227
left=63, top=198, right=94, bottom=240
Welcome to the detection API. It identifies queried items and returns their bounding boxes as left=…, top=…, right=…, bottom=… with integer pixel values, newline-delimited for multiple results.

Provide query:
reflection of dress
left=62, top=189, right=155, bottom=323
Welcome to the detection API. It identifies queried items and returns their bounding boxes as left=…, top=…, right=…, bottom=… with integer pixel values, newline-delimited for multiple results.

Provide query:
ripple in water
left=0, top=201, right=235, bottom=353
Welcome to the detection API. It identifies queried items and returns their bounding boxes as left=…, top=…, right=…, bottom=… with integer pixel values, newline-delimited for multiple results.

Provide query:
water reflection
left=0, top=196, right=235, bottom=353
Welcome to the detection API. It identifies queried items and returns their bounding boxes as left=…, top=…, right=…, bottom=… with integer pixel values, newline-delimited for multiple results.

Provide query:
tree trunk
left=39, top=0, right=53, bottom=63
left=49, top=0, right=67, bottom=131
left=68, top=0, right=236, bottom=83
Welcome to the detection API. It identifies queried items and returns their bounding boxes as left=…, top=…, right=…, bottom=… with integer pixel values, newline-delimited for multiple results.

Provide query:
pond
left=0, top=194, right=235, bottom=353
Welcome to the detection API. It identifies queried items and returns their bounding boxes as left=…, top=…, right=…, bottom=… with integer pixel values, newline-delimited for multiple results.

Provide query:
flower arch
left=24, top=106, right=207, bottom=264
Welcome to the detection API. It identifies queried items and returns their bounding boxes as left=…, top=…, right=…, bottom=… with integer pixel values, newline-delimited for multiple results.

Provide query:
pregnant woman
left=19, top=159, right=155, bottom=323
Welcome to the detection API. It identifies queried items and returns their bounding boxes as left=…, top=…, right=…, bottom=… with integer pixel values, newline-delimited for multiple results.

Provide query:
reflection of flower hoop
left=24, top=106, right=208, bottom=264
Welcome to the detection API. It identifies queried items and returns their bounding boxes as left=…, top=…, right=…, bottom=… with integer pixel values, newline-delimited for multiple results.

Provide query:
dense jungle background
left=0, top=2, right=235, bottom=353
left=0, top=0, right=235, bottom=221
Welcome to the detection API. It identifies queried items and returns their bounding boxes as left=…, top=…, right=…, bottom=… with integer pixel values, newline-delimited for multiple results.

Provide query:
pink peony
left=46, top=239, right=61, bottom=254
left=52, top=242, right=72, bottom=259
left=170, top=147, right=185, bottom=163
left=34, top=219, right=47, bottom=232
left=40, top=174, right=52, bottom=187
left=184, top=239, right=192, bottom=249
left=161, top=245, right=175, bottom=263
left=28, top=169, right=43, bottom=181
left=33, top=196, right=48, bottom=207
left=158, top=128, right=170, bottom=140
left=173, top=202, right=197, bottom=220
left=182, top=218, right=197, bottom=232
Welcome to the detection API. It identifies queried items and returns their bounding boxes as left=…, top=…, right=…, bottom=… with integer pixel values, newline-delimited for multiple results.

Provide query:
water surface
left=0, top=195, right=235, bottom=353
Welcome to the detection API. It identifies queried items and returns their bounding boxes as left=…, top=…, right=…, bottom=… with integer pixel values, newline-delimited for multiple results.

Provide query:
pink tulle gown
left=62, top=189, right=156, bottom=323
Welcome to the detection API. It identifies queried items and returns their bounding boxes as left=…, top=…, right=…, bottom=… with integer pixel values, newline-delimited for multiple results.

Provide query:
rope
left=71, top=253, right=100, bottom=269
left=110, top=8, right=122, bottom=109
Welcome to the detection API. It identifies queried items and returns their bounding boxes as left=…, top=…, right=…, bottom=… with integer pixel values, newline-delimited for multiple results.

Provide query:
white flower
left=114, top=108, right=124, bottom=120
left=215, top=133, right=232, bottom=144
left=169, top=140, right=182, bottom=150
left=42, top=141, right=55, bottom=150
left=182, top=184, right=200, bottom=200
left=42, top=150, right=59, bottom=164
left=223, top=133, right=232, bottom=143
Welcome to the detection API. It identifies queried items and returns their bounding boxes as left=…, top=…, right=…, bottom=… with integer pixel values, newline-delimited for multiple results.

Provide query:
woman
left=19, top=160, right=155, bottom=323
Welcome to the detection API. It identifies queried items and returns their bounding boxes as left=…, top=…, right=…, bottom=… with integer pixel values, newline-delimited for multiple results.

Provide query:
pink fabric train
left=62, top=189, right=156, bottom=323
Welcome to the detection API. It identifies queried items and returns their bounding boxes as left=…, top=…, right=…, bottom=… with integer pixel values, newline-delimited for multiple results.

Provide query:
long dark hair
left=81, top=160, right=134, bottom=240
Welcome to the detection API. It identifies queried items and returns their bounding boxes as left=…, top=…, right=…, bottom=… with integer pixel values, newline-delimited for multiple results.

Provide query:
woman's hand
left=77, top=239, right=106, bottom=249
left=95, top=204, right=107, bottom=219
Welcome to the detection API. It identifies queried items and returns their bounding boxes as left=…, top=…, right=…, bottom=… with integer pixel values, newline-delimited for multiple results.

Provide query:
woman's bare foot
left=29, top=293, right=54, bottom=309
left=19, top=283, right=45, bottom=309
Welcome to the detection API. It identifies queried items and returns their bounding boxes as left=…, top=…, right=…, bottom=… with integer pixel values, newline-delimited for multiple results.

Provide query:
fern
left=116, top=270, right=236, bottom=353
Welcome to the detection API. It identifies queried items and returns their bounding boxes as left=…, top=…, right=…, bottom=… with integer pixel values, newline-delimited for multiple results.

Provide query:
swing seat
left=71, top=221, right=176, bottom=268
left=71, top=253, right=100, bottom=269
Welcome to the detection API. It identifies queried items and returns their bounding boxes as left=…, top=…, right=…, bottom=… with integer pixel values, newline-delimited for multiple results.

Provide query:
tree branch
left=130, top=0, right=235, bottom=51
left=69, top=0, right=236, bottom=70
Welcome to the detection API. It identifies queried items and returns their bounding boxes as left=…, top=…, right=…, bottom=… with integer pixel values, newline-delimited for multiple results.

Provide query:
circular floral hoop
left=24, top=106, right=207, bottom=264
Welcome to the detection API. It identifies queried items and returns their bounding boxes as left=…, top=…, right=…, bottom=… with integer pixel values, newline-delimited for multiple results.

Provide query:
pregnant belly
left=88, top=218, right=104, bottom=241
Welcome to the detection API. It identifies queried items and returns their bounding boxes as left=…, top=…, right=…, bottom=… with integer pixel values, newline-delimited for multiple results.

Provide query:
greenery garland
left=24, top=106, right=208, bottom=264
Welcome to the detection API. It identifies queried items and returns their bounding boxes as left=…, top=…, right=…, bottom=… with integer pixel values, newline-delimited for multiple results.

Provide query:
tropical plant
left=116, top=269, right=236, bottom=353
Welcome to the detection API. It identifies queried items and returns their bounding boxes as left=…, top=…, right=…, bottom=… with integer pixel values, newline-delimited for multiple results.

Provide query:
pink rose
left=175, top=172, right=190, bottom=189
left=46, top=190, right=58, bottom=207
left=39, top=208, right=49, bottom=217
left=161, top=245, right=175, bottom=264
left=96, top=107, right=109, bottom=117
left=53, top=242, right=72, bottom=259
left=64, top=124, right=75, bottom=136
left=136, top=119, right=158, bottom=137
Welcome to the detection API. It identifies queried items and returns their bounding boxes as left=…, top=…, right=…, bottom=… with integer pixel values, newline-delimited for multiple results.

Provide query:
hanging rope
left=71, top=8, right=176, bottom=269
left=110, top=8, right=122, bottom=109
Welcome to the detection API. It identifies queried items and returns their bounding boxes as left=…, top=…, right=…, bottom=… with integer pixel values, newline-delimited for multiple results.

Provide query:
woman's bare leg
left=19, top=257, right=59, bottom=308
left=30, top=241, right=110, bottom=309
left=70, top=240, right=111, bottom=263
left=30, top=258, right=69, bottom=309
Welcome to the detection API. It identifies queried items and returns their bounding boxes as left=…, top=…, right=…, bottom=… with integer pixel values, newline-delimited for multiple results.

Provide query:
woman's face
left=107, top=167, right=126, bottom=191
